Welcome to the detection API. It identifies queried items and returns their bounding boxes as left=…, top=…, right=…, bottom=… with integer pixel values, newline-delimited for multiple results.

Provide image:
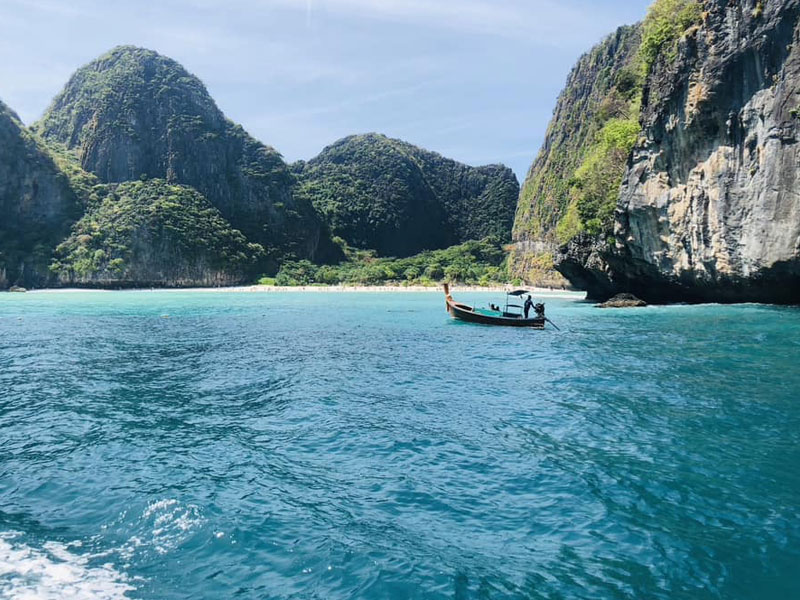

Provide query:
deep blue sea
left=1, top=290, right=799, bottom=599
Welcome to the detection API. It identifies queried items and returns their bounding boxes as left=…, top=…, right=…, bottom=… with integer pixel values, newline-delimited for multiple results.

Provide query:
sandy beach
left=25, top=284, right=585, bottom=298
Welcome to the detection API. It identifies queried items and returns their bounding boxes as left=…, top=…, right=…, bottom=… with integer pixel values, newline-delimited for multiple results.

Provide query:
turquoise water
left=1, top=291, right=799, bottom=599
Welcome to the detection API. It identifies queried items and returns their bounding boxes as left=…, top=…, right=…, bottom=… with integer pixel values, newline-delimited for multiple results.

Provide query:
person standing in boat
left=524, top=295, right=535, bottom=319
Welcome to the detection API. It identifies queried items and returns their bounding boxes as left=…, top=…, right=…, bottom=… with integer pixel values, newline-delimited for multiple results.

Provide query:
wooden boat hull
left=446, top=300, right=545, bottom=328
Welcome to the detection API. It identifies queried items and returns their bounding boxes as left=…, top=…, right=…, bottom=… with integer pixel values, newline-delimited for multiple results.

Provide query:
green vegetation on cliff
left=295, top=134, right=519, bottom=258
left=51, top=180, right=264, bottom=285
left=40, top=138, right=100, bottom=201
left=513, top=25, right=643, bottom=247
left=566, top=0, right=702, bottom=240
left=567, top=114, right=641, bottom=239
left=639, top=0, right=703, bottom=75
left=266, top=238, right=509, bottom=287
left=564, top=0, right=702, bottom=240
left=513, top=0, right=704, bottom=262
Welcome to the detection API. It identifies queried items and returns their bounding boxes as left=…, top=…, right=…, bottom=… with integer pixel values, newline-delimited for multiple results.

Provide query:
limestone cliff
left=513, top=26, right=642, bottom=241
left=604, top=0, right=800, bottom=303
left=0, top=100, right=81, bottom=288
left=510, top=25, right=642, bottom=286
left=34, top=46, right=334, bottom=264
left=515, top=0, right=800, bottom=304
left=294, top=134, right=519, bottom=257
left=51, top=180, right=263, bottom=288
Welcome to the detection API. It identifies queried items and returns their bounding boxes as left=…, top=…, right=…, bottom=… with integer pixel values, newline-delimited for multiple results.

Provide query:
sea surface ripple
left=1, top=291, right=798, bottom=599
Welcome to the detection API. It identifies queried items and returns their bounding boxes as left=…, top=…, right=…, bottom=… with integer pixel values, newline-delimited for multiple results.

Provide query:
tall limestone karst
left=0, top=100, right=82, bottom=288
left=34, top=45, right=335, bottom=265
left=511, top=24, right=643, bottom=284
left=294, top=133, right=519, bottom=257
left=513, top=0, right=800, bottom=304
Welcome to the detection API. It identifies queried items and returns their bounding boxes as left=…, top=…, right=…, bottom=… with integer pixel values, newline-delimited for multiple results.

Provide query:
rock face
left=609, top=0, right=800, bottom=303
left=514, top=0, right=800, bottom=304
left=51, top=180, right=263, bottom=288
left=512, top=25, right=642, bottom=246
left=510, top=24, right=641, bottom=287
left=34, top=46, right=332, bottom=263
left=294, top=133, right=519, bottom=257
left=0, top=100, right=81, bottom=288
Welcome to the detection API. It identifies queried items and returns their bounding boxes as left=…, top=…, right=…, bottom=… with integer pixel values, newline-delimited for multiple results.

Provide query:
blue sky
left=0, top=0, right=651, bottom=179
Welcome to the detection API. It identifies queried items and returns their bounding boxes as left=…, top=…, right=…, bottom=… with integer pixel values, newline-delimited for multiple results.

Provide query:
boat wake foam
left=0, top=532, right=134, bottom=599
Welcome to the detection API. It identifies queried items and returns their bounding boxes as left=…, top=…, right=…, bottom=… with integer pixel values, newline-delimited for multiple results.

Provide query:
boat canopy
left=507, top=290, right=531, bottom=297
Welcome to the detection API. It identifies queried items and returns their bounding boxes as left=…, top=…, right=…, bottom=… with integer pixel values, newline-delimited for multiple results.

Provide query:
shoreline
left=19, top=284, right=585, bottom=298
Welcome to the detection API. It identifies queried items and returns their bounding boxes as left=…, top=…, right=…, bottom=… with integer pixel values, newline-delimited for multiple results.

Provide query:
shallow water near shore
left=1, top=291, right=799, bottom=599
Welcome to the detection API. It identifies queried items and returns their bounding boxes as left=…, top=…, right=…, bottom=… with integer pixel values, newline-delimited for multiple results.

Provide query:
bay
left=1, top=291, right=798, bottom=599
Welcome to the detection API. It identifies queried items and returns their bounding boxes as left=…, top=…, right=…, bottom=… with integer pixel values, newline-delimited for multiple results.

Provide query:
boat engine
left=534, top=303, right=545, bottom=318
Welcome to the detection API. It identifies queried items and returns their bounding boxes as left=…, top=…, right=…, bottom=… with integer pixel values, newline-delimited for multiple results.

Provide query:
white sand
left=26, top=285, right=585, bottom=298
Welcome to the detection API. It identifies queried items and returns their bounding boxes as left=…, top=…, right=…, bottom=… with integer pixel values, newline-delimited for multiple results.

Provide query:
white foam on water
left=141, top=498, right=178, bottom=520
left=116, top=498, right=205, bottom=558
left=0, top=532, right=134, bottom=599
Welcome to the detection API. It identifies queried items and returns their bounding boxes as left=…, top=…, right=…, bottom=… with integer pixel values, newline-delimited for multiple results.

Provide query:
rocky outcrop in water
left=294, top=133, right=519, bottom=257
left=597, top=293, right=647, bottom=308
left=513, top=0, right=800, bottom=304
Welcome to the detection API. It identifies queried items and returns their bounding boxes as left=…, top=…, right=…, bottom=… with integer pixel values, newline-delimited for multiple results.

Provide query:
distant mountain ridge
left=294, top=133, right=519, bottom=257
left=0, top=46, right=519, bottom=289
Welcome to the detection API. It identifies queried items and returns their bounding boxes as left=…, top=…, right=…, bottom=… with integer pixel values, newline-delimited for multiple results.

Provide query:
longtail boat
left=443, top=284, right=551, bottom=329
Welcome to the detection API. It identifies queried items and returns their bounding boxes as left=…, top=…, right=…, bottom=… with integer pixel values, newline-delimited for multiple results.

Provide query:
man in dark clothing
left=524, top=295, right=534, bottom=319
